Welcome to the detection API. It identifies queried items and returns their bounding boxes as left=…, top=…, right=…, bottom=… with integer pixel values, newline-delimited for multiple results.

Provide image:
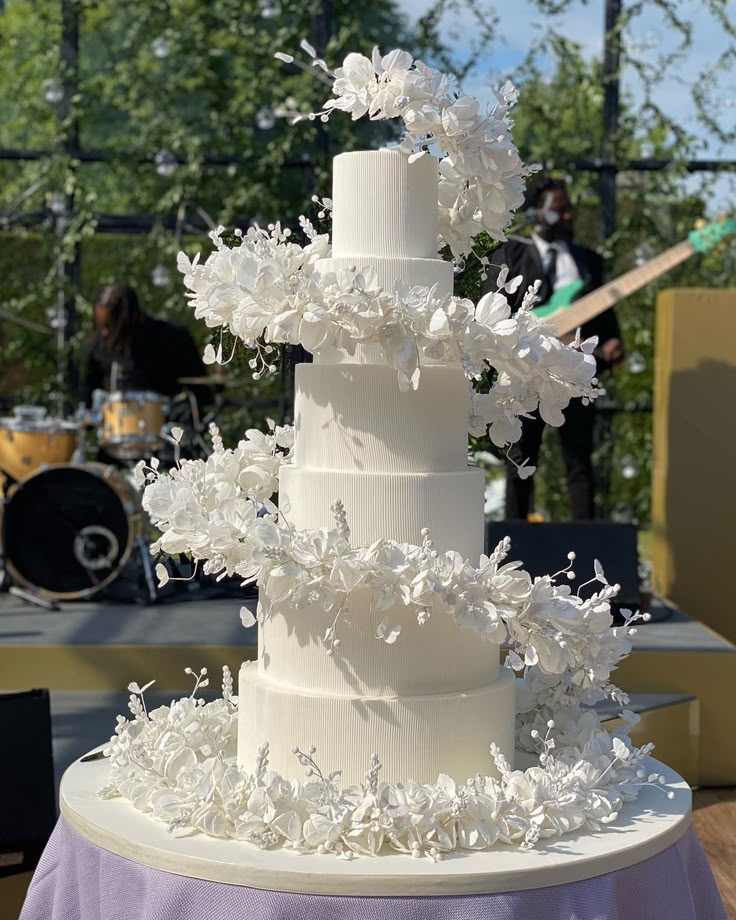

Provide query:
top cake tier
left=314, top=150, right=454, bottom=364
left=331, top=149, right=439, bottom=259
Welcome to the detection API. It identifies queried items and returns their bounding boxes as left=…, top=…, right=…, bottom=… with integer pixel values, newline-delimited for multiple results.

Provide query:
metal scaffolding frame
left=1, top=0, right=735, bottom=407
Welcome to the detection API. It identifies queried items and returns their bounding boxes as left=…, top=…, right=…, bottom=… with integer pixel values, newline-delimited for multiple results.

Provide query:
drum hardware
left=177, top=375, right=254, bottom=388
left=7, top=585, right=60, bottom=611
left=0, top=306, right=53, bottom=336
left=135, top=534, right=157, bottom=604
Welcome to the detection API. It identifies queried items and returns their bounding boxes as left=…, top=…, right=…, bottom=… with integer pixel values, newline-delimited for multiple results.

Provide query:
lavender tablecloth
left=20, top=818, right=725, bottom=920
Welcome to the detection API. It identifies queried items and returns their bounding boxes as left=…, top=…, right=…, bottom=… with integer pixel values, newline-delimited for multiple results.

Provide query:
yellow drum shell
left=99, top=391, right=167, bottom=460
left=0, top=421, right=78, bottom=482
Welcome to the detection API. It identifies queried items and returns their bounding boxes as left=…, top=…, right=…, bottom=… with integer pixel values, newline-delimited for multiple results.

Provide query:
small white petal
left=240, top=606, right=257, bottom=628
left=155, top=563, right=170, bottom=587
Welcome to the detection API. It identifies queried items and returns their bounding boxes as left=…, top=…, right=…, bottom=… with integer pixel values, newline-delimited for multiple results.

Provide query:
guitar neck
left=550, top=240, right=694, bottom=336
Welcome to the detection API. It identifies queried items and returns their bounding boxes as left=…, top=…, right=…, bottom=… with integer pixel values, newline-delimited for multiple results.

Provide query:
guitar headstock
left=688, top=216, right=736, bottom=253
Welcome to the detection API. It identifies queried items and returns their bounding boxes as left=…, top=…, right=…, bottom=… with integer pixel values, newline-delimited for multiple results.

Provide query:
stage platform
left=1, top=591, right=735, bottom=786
left=0, top=590, right=258, bottom=691
left=614, top=598, right=736, bottom=787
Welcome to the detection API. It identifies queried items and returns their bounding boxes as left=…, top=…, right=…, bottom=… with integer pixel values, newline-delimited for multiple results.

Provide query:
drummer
left=81, top=282, right=212, bottom=413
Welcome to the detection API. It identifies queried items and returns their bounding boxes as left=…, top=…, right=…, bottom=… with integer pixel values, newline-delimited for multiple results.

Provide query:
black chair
left=0, top=689, right=56, bottom=878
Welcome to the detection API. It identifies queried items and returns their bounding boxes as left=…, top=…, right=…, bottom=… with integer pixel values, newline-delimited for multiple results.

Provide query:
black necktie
left=545, top=246, right=558, bottom=291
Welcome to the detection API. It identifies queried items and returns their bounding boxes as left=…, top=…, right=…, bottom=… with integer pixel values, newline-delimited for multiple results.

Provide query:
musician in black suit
left=482, top=178, right=624, bottom=520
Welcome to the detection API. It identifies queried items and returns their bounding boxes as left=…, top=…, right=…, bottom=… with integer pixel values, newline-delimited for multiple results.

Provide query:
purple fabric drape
left=21, top=818, right=725, bottom=920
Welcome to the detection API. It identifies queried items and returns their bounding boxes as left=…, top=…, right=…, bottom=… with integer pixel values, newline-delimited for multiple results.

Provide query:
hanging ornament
left=151, top=36, right=170, bottom=60
left=43, top=78, right=64, bottom=105
left=627, top=351, right=646, bottom=374
left=151, top=264, right=171, bottom=288
left=256, top=107, right=276, bottom=130
left=258, top=0, right=278, bottom=17
left=154, top=150, right=178, bottom=178
left=47, top=192, right=67, bottom=216
left=620, top=455, right=638, bottom=480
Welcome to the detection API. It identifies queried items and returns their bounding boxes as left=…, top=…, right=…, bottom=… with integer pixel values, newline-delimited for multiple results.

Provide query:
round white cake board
left=60, top=750, right=691, bottom=897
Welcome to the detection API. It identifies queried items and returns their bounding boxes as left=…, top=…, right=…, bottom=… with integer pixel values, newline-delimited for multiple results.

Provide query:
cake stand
left=58, top=748, right=693, bottom=896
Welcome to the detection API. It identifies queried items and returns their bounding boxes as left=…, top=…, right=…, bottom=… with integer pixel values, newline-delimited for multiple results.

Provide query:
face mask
left=536, top=218, right=573, bottom=243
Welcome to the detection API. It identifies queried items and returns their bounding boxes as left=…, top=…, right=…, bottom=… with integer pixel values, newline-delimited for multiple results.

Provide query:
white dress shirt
left=531, top=233, right=580, bottom=291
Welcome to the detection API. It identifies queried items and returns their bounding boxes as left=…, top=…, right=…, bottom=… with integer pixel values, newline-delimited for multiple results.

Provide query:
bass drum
left=2, top=463, right=142, bottom=600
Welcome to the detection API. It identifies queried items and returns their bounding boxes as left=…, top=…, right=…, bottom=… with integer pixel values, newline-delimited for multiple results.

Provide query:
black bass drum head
left=2, top=463, right=139, bottom=599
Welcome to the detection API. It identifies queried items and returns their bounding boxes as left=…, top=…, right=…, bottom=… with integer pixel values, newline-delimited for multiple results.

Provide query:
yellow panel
left=616, top=649, right=736, bottom=786
left=0, top=871, right=34, bottom=920
left=604, top=699, right=700, bottom=786
left=652, top=288, right=736, bottom=642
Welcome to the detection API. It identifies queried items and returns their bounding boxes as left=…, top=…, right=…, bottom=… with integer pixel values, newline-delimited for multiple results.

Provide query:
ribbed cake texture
left=237, top=149, right=515, bottom=784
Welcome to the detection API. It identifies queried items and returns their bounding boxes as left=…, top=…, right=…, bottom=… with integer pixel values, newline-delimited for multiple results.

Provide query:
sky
left=398, top=0, right=736, bottom=210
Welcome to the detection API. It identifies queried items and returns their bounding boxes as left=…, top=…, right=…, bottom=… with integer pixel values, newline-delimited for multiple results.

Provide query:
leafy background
left=1, top=0, right=735, bottom=527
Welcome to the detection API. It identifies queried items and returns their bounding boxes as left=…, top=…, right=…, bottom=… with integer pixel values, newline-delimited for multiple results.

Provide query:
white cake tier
left=291, top=364, right=472, bottom=473
left=237, top=664, right=516, bottom=785
left=258, top=584, right=498, bottom=697
left=315, top=254, right=453, bottom=299
left=331, top=150, right=440, bottom=259
left=279, top=466, right=482, bottom=557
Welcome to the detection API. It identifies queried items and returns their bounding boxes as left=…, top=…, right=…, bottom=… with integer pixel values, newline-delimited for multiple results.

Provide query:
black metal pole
left=57, top=0, right=81, bottom=409
left=600, top=0, right=622, bottom=242
left=287, top=0, right=334, bottom=388
left=312, top=0, right=333, bottom=177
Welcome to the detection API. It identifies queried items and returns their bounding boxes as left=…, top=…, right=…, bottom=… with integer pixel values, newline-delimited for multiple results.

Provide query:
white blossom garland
left=179, top=223, right=602, bottom=453
left=99, top=666, right=673, bottom=858
left=140, top=426, right=648, bottom=718
left=277, top=43, right=536, bottom=258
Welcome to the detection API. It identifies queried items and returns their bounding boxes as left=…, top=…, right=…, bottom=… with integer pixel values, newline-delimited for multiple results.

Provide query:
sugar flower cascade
left=278, top=42, right=533, bottom=258
left=179, top=45, right=602, bottom=456
left=100, top=46, right=670, bottom=858
left=101, top=666, right=671, bottom=859
left=180, top=220, right=601, bottom=460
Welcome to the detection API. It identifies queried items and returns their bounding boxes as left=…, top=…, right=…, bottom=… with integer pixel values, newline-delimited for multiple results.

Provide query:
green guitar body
left=526, top=217, right=735, bottom=323
left=531, top=280, right=585, bottom=319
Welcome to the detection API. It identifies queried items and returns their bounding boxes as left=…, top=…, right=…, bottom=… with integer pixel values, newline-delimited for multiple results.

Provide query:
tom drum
left=100, top=391, right=167, bottom=460
left=0, top=406, right=78, bottom=482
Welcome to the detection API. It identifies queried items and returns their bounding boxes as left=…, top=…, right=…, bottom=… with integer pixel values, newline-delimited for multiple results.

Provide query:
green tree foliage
left=0, top=0, right=408, bottom=432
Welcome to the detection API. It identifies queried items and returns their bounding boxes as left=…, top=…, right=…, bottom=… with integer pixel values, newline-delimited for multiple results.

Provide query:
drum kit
left=0, top=361, right=284, bottom=608
left=0, top=389, right=186, bottom=608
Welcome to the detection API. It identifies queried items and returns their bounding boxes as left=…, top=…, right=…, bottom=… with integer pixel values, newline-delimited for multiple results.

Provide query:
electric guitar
left=532, top=217, right=736, bottom=337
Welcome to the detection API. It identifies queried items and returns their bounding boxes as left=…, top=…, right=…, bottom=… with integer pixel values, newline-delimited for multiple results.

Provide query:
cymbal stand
left=135, top=533, right=158, bottom=605
left=185, top=390, right=211, bottom=459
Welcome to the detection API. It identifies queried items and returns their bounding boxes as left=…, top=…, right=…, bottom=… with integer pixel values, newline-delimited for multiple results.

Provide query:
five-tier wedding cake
left=103, top=47, right=673, bottom=861
left=237, top=150, right=515, bottom=785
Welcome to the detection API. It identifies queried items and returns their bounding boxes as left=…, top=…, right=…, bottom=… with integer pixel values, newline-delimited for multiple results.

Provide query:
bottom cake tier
left=237, top=664, right=517, bottom=786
